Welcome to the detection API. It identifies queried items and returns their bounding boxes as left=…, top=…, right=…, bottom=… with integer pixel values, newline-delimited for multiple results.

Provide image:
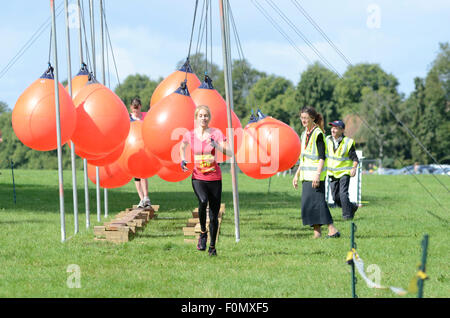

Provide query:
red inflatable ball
left=87, top=142, right=125, bottom=166
left=190, top=76, right=242, bottom=162
left=71, top=82, right=130, bottom=156
left=150, top=60, right=200, bottom=107
left=12, top=67, right=77, bottom=151
left=157, top=161, right=192, bottom=182
left=87, top=160, right=132, bottom=189
left=118, top=121, right=162, bottom=178
left=142, top=85, right=196, bottom=162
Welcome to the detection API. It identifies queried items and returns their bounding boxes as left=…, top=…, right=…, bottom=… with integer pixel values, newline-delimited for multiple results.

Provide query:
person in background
left=292, top=106, right=340, bottom=239
left=326, top=120, right=359, bottom=220
left=129, top=98, right=152, bottom=209
left=180, top=105, right=232, bottom=256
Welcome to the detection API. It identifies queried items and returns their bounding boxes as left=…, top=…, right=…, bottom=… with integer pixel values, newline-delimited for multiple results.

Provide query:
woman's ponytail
left=300, top=106, right=325, bottom=131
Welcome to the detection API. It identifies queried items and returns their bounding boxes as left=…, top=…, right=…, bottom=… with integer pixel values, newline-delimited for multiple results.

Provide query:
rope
left=265, top=0, right=342, bottom=76
left=194, top=0, right=207, bottom=60
left=48, top=26, right=53, bottom=65
left=80, top=0, right=93, bottom=73
left=0, top=1, right=64, bottom=80
left=102, top=4, right=121, bottom=88
left=346, top=248, right=428, bottom=296
left=291, top=0, right=352, bottom=66
left=186, top=0, right=200, bottom=78
left=251, top=0, right=311, bottom=65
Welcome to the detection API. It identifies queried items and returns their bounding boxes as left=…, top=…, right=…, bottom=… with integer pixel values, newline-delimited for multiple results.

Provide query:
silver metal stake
left=100, top=0, right=108, bottom=218
left=50, top=0, right=66, bottom=242
left=78, top=0, right=90, bottom=228
left=65, top=0, right=79, bottom=234
left=219, top=0, right=240, bottom=242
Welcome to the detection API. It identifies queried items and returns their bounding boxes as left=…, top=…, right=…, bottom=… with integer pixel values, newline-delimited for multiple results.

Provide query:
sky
left=0, top=0, right=449, bottom=110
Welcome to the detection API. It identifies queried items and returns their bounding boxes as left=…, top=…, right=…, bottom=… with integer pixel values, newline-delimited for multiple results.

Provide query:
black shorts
left=134, top=178, right=141, bottom=181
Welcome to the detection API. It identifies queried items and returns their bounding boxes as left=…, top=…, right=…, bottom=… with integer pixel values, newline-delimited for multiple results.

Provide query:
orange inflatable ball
left=150, top=60, right=201, bottom=107
left=190, top=76, right=242, bottom=162
left=118, top=121, right=162, bottom=178
left=236, top=122, right=277, bottom=179
left=87, top=142, right=125, bottom=166
left=254, top=111, right=301, bottom=172
left=69, top=64, right=89, bottom=99
left=87, top=161, right=132, bottom=189
left=256, top=118, right=301, bottom=172
left=12, top=67, right=77, bottom=151
left=142, top=86, right=196, bottom=162
left=68, top=141, right=104, bottom=160
left=157, top=162, right=192, bottom=183
left=71, top=82, right=130, bottom=156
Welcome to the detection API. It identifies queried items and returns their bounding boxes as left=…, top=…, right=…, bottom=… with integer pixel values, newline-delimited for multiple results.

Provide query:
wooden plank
left=105, top=223, right=128, bottom=231
left=183, top=227, right=196, bottom=236
left=105, top=228, right=131, bottom=243
left=93, top=226, right=106, bottom=238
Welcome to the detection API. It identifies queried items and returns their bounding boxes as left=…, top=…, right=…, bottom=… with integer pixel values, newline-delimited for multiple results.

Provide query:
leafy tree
left=295, top=62, right=340, bottom=131
left=246, top=75, right=295, bottom=125
left=399, top=43, right=450, bottom=165
left=399, top=78, right=425, bottom=164
left=422, top=42, right=450, bottom=164
left=226, top=59, right=266, bottom=121
left=1, top=101, right=10, bottom=113
left=333, top=63, right=399, bottom=115
left=114, top=74, right=160, bottom=112
left=356, top=87, right=404, bottom=168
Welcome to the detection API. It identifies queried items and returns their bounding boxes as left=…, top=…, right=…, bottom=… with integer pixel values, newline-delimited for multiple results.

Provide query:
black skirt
left=301, top=181, right=333, bottom=226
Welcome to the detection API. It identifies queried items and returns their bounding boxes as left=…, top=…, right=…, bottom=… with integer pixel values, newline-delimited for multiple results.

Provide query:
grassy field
left=0, top=168, right=448, bottom=298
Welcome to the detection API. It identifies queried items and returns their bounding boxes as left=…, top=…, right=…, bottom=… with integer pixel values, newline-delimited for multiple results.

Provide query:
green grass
left=0, top=168, right=449, bottom=298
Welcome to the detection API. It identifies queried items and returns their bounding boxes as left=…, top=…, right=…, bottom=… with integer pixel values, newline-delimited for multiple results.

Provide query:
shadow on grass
left=0, top=184, right=301, bottom=216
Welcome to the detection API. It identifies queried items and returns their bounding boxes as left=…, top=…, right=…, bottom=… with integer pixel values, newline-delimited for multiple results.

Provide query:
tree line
left=0, top=42, right=448, bottom=169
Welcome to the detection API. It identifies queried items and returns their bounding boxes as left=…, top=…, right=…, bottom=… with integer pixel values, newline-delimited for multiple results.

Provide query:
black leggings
left=191, top=179, right=222, bottom=247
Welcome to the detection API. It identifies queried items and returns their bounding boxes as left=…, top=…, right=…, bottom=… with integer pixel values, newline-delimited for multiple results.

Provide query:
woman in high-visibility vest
left=326, top=120, right=359, bottom=220
left=293, top=106, right=340, bottom=239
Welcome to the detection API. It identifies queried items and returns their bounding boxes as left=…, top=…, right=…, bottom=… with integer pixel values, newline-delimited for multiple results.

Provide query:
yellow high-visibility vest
left=299, top=127, right=327, bottom=181
left=326, top=136, right=355, bottom=178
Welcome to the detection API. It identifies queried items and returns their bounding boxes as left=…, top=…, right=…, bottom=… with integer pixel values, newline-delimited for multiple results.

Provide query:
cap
left=329, top=120, right=345, bottom=129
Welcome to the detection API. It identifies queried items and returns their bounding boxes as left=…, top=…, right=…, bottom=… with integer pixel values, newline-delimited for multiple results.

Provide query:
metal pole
left=219, top=0, right=240, bottom=242
left=77, top=0, right=83, bottom=65
left=96, top=167, right=101, bottom=222
left=50, top=0, right=66, bottom=242
left=78, top=0, right=90, bottom=228
left=65, top=0, right=79, bottom=234
left=100, top=0, right=108, bottom=218
left=10, top=159, right=16, bottom=204
left=350, top=222, right=357, bottom=298
left=84, top=159, right=90, bottom=228
left=89, top=0, right=101, bottom=222
left=417, top=234, right=429, bottom=298
left=89, top=0, right=96, bottom=74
